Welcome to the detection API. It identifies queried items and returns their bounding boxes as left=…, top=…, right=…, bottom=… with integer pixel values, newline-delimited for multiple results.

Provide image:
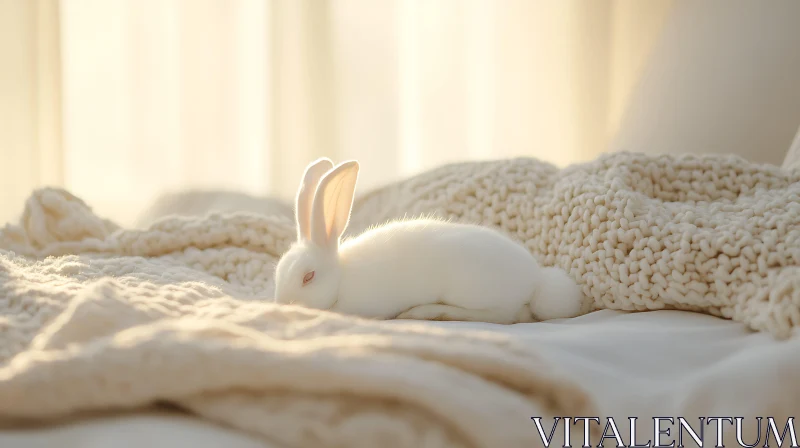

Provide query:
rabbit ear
left=296, top=157, right=334, bottom=241
left=310, top=160, right=359, bottom=250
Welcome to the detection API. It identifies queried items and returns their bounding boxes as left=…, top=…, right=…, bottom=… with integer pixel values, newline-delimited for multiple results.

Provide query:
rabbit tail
left=529, top=267, right=586, bottom=321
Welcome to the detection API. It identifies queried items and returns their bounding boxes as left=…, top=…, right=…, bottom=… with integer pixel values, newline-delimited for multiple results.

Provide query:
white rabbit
left=273, top=157, right=585, bottom=324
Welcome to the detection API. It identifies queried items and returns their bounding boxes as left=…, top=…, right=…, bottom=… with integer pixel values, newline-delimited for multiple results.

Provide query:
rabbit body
left=337, top=219, right=544, bottom=322
left=273, top=157, right=585, bottom=324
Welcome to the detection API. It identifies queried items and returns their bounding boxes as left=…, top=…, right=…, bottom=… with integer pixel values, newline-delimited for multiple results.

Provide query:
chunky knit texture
left=0, top=189, right=595, bottom=448
left=349, top=152, right=800, bottom=337
left=0, top=151, right=799, bottom=446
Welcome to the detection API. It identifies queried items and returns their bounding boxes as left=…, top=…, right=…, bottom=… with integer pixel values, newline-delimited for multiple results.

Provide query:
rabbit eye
left=302, top=271, right=315, bottom=286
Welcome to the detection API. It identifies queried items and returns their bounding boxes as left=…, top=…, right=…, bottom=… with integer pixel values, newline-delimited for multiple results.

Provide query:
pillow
left=783, top=124, right=800, bottom=169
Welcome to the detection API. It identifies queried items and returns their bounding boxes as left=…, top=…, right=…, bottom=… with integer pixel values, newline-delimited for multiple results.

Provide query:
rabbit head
left=273, top=158, right=360, bottom=310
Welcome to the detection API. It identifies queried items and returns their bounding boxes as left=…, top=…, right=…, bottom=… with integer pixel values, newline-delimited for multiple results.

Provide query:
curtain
left=3, top=0, right=800, bottom=226
left=0, top=0, right=63, bottom=224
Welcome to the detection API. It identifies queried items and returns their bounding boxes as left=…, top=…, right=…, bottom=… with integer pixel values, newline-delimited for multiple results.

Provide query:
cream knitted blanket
left=0, top=152, right=798, bottom=446
left=0, top=189, right=594, bottom=447
left=350, top=152, right=800, bottom=337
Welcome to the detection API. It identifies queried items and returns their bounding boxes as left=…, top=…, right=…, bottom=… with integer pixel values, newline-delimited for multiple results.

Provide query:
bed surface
left=2, top=308, right=794, bottom=448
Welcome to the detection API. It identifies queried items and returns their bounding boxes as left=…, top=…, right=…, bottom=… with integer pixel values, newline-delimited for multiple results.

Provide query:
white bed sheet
left=2, top=309, right=797, bottom=448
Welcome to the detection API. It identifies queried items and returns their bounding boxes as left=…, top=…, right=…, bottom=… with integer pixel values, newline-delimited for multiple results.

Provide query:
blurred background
left=2, top=0, right=800, bottom=226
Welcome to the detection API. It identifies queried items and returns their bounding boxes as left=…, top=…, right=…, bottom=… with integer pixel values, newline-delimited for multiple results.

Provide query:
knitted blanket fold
left=0, top=151, right=799, bottom=446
